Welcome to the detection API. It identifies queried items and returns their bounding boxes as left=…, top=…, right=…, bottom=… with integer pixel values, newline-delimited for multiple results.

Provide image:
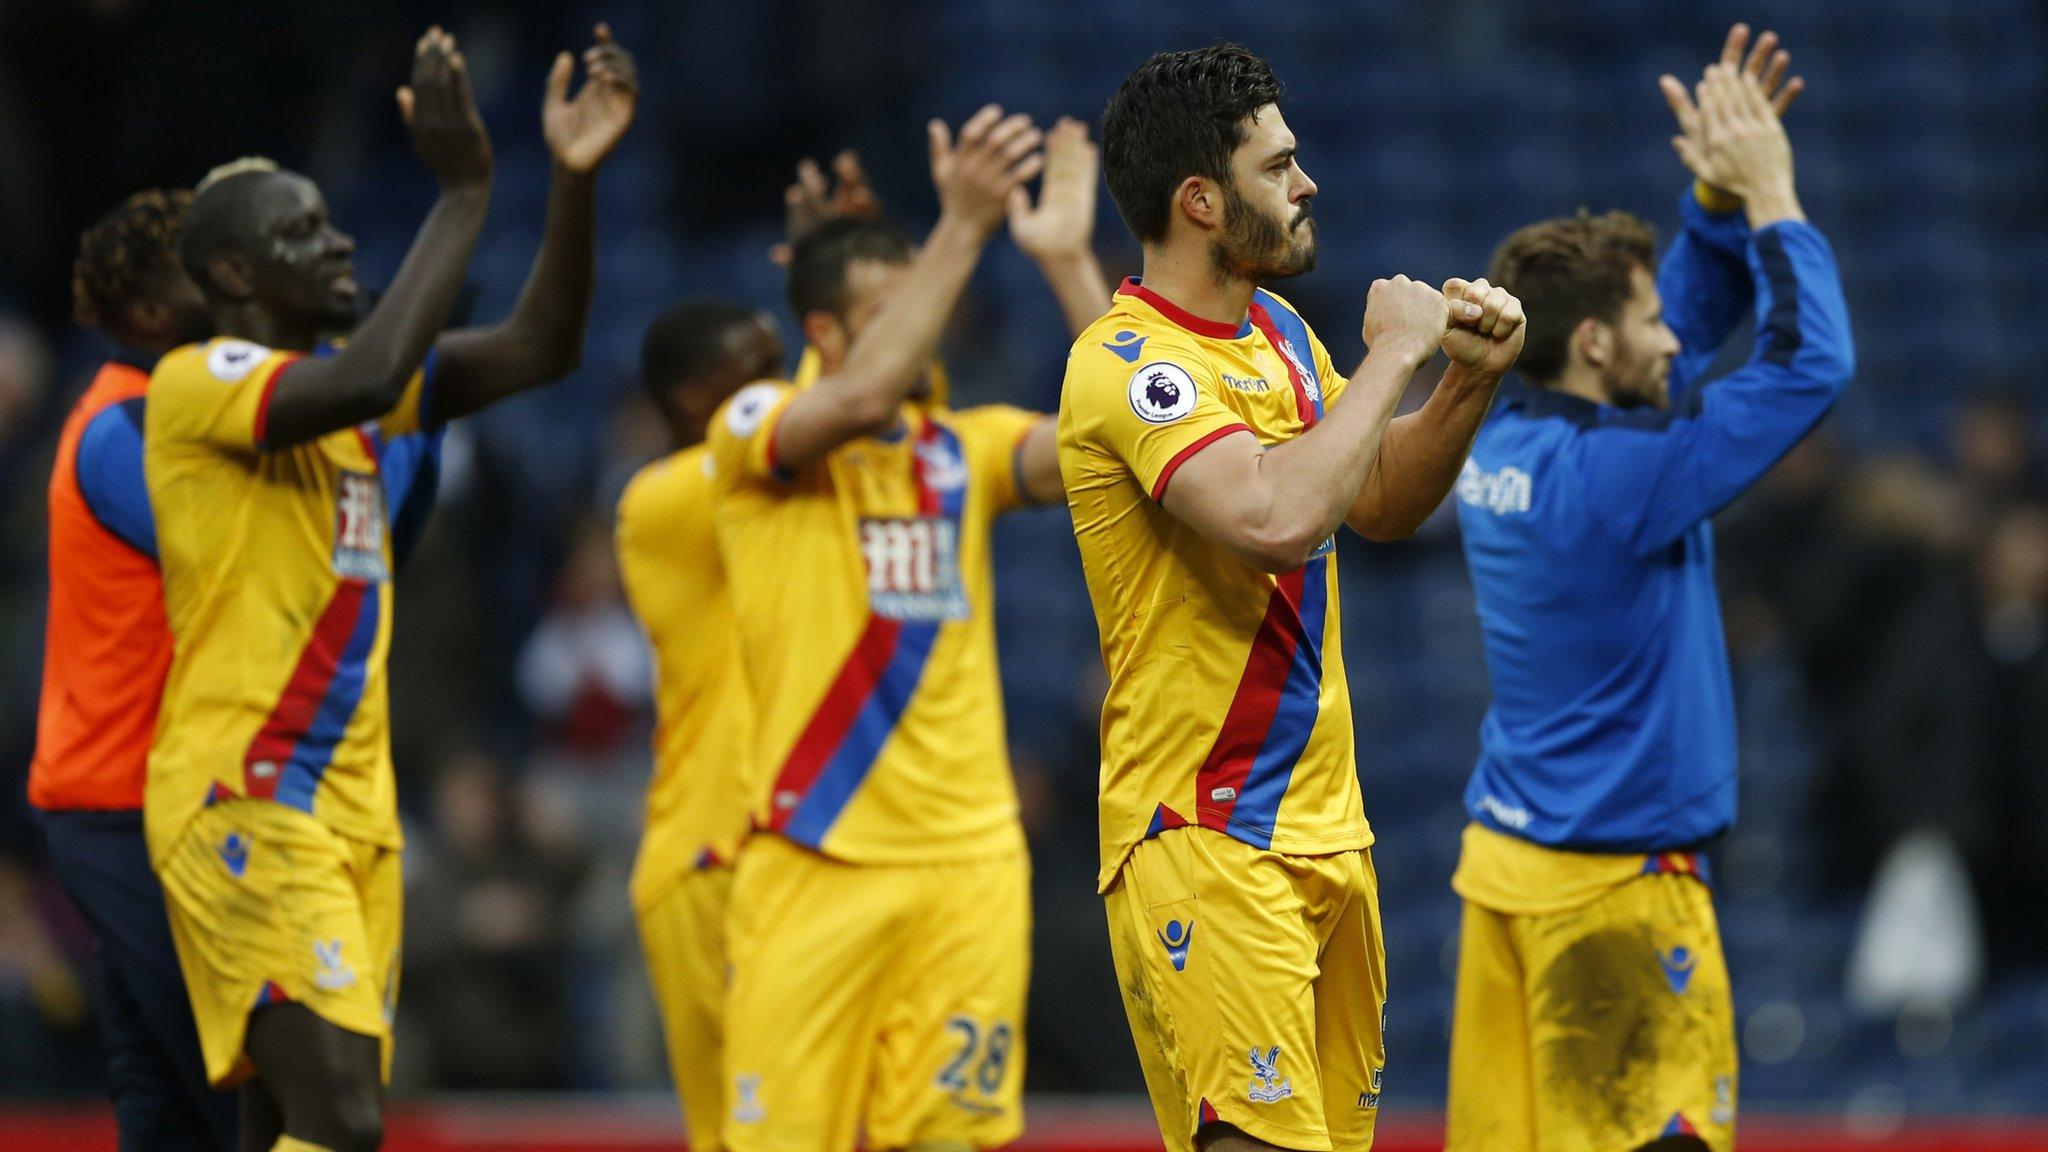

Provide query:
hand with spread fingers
left=397, top=26, right=494, bottom=189
left=1007, top=117, right=1099, bottom=264
left=928, top=104, right=1045, bottom=237
left=771, top=150, right=885, bottom=266
left=1660, top=24, right=1803, bottom=212
left=544, top=23, right=639, bottom=173
left=1439, top=277, right=1527, bottom=377
left=1667, top=62, right=1804, bottom=228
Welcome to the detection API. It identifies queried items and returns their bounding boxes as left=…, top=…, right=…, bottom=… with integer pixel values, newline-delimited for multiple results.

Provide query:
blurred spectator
left=0, top=855, right=96, bottom=1095
left=516, top=513, right=653, bottom=778
left=403, top=750, right=590, bottom=1090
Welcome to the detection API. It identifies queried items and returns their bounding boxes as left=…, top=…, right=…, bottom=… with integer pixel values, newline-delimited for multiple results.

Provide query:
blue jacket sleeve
left=76, top=398, right=158, bottom=559
left=1582, top=221, right=1855, bottom=557
left=1660, top=188, right=1755, bottom=397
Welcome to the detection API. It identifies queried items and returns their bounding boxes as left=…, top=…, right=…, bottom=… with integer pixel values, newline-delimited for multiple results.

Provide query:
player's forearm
left=1034, top=250, right=1112, bottom=337
left=1348, top=363, right=1502, bottom=541
left=832, top=213, right=990, bottom=424
left=1243, top=343, right=1428, bottom=565
left=504, top=166, right=598, bottom=380
left=263, top=184, right=490, bottom=447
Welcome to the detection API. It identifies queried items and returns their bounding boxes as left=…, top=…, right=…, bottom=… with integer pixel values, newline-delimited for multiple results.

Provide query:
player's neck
left=1138, top=244, right=1256, bottom=331
left=1548, top=363, right=1615, bottom=407
left=210, top=304, right=319, bottom=353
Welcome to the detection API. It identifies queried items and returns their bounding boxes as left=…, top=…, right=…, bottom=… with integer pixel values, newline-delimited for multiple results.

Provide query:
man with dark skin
left=142, top=26, right=636, bottom=1152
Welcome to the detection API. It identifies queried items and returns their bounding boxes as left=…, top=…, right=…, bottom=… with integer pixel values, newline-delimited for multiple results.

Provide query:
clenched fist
left=1362, top=275, right=1456, bottom=366
left=1439, top=278, right=1526, bottom=376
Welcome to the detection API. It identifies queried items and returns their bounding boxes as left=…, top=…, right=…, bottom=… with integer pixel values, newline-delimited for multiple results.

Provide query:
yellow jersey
left=617, top=444, right=756, bottom=912
left=1060, top=279, right=1372, bottom=891
left=706, top=359, right=1042, bottom=865
left=143, top=338, right=434, bottom=862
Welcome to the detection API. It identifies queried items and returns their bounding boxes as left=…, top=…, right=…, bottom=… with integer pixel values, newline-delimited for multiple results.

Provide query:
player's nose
left=1294, top=167, right=1318, bottom=201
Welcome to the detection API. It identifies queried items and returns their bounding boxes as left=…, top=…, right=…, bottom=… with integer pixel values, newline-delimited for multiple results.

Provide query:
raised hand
left=929, top=104, right=1044, bottom=237
left=1362, top=275, right=1455, bottom=366
left=1007, top=117, right=1099, bottom=263
left=544, top=23, right=639, bottom=174
left=1439, top=278, right=1527, bottom=377
left=397, top=27, right=493, bottom=189
left=1661, top=24, right=1804, bottom=209
left=1668, top=64, right=1803, bottom=227
left=770, top=151, right=884, bottom=266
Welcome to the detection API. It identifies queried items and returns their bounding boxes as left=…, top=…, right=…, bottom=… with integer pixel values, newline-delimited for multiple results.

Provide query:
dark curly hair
left=1486, top=209, right=1659, bottom=384
left=71, top=189, right=193, bottom=337
left=1101, top=44, right=1284, bottom=244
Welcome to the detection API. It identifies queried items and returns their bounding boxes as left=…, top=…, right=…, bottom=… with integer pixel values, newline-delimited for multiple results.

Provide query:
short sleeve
left=705, top=381, right=800, bottom=488
left=376, top=349, right=440, bottom=439
left=1070, top=345, right=1251, bottom=502
left=149, top=340, right=302, bottom=452
left=946, top=404, right=1045, bottom=516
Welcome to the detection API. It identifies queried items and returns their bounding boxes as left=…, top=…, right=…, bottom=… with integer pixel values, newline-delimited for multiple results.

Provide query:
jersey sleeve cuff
left=1149, top=423, right=1250, bottom=503
left=250, top=353, right=305, bottom=450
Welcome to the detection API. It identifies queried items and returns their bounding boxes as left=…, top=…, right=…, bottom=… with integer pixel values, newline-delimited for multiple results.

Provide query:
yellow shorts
left=1446, top=873, right=1736, bottom=1152
left=722, top=835, right=1030, bottom=1152
left=1105, top=828, right=1387, bottom=1152
left=638, top=866, right=734, bottom=1152
left=156, top=798, right=401, bottom=1088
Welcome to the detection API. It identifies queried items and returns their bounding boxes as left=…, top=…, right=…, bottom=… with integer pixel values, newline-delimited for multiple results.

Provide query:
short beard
left=1211, top=183, right=1317, bottom=283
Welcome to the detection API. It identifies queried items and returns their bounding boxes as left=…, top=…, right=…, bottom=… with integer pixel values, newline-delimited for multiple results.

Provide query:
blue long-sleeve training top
left=1453, top=192, right=1856, bottom=852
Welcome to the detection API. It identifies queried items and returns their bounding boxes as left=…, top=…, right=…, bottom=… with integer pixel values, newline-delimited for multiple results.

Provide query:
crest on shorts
left=1248, top=1044, right=1292, bottom=1103
left=313, top=939, right=356, bottom=991
left=733, top=1074, right=765, bottom=1124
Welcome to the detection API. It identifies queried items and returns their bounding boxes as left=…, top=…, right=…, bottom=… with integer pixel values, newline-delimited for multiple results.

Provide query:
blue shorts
left=41, top=808, right=236, bottom=1152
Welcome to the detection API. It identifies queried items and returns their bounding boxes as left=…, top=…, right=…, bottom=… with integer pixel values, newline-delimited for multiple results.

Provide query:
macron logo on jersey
left=1457, top=458, right=1533, bottom=516
left=1478, top=792, right=1533, bottom=830
left=1102, top=330, right=1148, bottom=363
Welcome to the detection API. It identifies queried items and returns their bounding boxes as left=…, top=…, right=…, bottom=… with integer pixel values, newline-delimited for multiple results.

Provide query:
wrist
left=933, top=207, right=1002, bottom=245
left=1740, top=180, right=1804, bottom=229
left=436, top=175, right=494, bottom=200
left=550, top=161, right=598, bottom=187
left=1031, top=246, right=1100, bottom=276
left=1692, top=178, right=1744, bottom=214
left=1365, top=335, right=1437, bottom=373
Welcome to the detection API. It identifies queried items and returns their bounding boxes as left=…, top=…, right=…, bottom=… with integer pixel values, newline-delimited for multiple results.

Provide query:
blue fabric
left=40, top=810, right=236, bottom=1152
left=76, top=399, right=157, bottom=560
left=1454, top=214, right=1855, bottom=851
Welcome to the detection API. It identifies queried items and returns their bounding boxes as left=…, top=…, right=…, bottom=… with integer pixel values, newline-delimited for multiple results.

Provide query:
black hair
left=1101, top=43, right=1284, bottom=244
left=785, top=216, right=915, bottom=320
left=640, top=299, right=768, bottom=402
left=72, top=189, right=192, bottom=336
left=177, top=168, right=278, bottom=299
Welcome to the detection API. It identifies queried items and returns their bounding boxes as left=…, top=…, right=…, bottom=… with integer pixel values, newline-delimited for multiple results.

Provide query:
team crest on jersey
left=1128, top=362, right=1197, bottom=424
left=913, top=435, right=968, bottom=492
left=1248, top=1045, right=1292, bottom=1103
left=725, top=382, right=782, bottom=438
left=332, top=470, right=389, bottom=582
left=862, top=517, right=968, bottom=621
left=1273, top=338, right=1317, bottom=402
left=207, top=340, right=268, bottom=382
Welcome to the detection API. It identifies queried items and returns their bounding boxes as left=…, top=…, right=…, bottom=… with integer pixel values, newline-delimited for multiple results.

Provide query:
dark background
left=1, top=0, right=2045, bottom=1120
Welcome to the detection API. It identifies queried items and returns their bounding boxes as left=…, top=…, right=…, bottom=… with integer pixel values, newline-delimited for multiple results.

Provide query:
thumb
left=1670, top=135, right=1707, bottom=176
left=1006, top=185, right=1033, bottom=223
left=545, top=51, right=574, bottom=108
left=396, top=87, right=416, bottom=125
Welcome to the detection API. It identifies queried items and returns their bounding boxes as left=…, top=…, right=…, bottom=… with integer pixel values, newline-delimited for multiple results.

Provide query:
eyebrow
left=1264, top=145, right=1296, bottom=166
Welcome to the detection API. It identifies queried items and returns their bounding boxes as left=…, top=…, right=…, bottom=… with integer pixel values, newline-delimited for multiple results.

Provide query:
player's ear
left=800, top=310, right=846, bottom=362
left=1175, top=176, right=1221, bottom=232
left=1575, top=317, right=1612, bottom=370
left=204, top=250, right=255, bottom=302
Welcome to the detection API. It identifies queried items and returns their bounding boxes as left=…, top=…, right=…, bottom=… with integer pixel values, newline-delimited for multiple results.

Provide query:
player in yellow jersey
left=618, top=299, right=785, bottom=1151
left=1062, top=46, right=1525, bottom=1152
left=706, top=110, right=1109, bottom=1152
left=143, top=26, right=636, bottom=1152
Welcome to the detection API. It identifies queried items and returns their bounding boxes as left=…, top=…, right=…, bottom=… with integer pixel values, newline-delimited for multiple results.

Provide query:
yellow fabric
left=618, top=446, right=755, bottom=911
left=1445, top=873, right=1736, bottom=1152
left=1059, top=285, right=1369, bottom=891
left=1451, top=822, right=1657, bottom=916
left=158, top=798, right=401, bottom=1088
left=722, top=835, right=1029, bottom=1152
left=639, top=866, right=735, bottom=1152
left=270, top=1137, right=339, bottom=1152
left=706, top=383, right=1041, bottom=865
left=1693, top=179, right=1746, bottom=215
left=1104, top=828, right=1386, bottom=1152
left=143, top=338, right=431, bottom=863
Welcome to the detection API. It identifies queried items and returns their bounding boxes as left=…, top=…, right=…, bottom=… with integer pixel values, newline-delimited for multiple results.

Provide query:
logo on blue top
left=1102, top=330, right=1148, bottom=363
left=1657, top=945, right=1696, bottom=994
left=218, top=832, right=249, bottom=878
left=1157, top=918, right=1194, bottom=971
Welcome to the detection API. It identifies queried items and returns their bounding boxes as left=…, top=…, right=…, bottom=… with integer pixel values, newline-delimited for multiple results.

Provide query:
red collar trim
left=1117, top=278, right=1251, bottom=340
